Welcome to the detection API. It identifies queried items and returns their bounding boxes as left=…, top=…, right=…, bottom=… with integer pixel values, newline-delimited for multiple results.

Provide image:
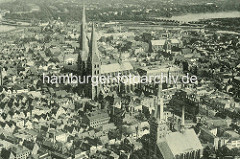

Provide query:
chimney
left=181, top=105, right=185, bottom=126
left=53, top=131, right=56, bottom=144
left=112, top=105, right=115, bottom=115
left=118, top=51, right=122, bottom=64
left=0, top=67, right=2, bottom=86
left=29, top=100, right=32, bottom=121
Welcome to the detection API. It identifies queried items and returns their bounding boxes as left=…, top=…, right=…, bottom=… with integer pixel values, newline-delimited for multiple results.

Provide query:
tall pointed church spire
left=154, top=83, right=164, bottom=121
left=86, top=22, right=101, bottom=100
left=79, top=5, right=89, bottom=62
left=89, top=22, right=100, bottom=62
left=157, top=83, right=164, bottom=121
left=82, top=5, right=86, bottom=27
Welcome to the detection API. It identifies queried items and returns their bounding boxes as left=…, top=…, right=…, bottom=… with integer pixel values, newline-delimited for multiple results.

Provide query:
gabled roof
left=11, top=84, right=23, bottom=91
left=65, top=54, right=78, bottom=61
left=170, top=39, right=180, bottom=44
left=22, top=140, right=38, bottom=151
left=62, top=64, right=78, bottom=72
left=181, top=48, right=192, bottom=54
left=55, top=90, right=68, bottom=97
left=236, top=63, right=240, bottom=68
left=162, top=129, right=203, bottom=156
left=151, top=40, right=166, bottom=46
left=101, top=62, right=133, bottom=74
left=49, top=47, right=61, bottom=55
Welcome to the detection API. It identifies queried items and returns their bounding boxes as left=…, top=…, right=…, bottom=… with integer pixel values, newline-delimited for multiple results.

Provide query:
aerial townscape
left=0, top=0, right=240, bottom=159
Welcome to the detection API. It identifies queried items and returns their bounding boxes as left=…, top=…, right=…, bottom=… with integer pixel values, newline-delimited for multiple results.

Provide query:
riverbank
left=152, top=11, right=240, bottom=22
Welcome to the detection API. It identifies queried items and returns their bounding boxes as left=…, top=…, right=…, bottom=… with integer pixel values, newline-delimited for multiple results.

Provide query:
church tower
left=87, top=23, right=101, bottom=100
left=165, top=29, right=172, bottom=54
left=149, top=83, right=168, bottom=156
left=78, top=6, right=89, bottom=76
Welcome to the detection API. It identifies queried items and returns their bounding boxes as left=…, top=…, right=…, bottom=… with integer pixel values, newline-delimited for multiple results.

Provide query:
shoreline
left=151, top=11, right=240, bottom=22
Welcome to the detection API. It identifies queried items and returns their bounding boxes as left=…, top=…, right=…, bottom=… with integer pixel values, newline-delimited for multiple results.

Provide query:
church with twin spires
left=75, top=6, right=135, bottom=100
left=77, top=6, right=101, bottom=100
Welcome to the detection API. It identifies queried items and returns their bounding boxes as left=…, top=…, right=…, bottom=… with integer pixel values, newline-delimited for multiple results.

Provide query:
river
left=0, top=14, right=16, bottom=32
left=156, top=11, right=240, bottom=22
left=1, top=11, right=240, bottom=32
